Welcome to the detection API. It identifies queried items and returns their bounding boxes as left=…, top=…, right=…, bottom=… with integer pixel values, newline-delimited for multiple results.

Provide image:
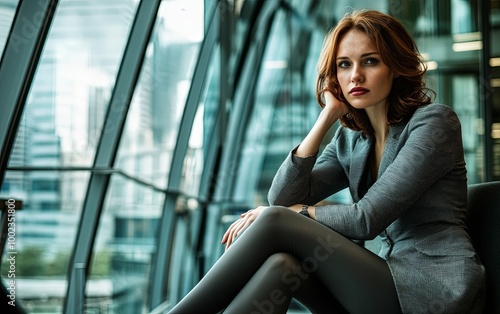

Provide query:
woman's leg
left=167, top=206, right=402, bottom=314
left=224, top=252, right=347, bottom=314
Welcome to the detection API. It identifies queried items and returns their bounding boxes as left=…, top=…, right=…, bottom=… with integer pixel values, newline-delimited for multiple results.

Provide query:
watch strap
left=299, top=205, right=310, bottom=218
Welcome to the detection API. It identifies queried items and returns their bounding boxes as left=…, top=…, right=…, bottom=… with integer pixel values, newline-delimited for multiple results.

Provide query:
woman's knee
left=261, top=253, right=310, bottom=293
left=263, top=253, right=301, bottom=274
left=257, top=206, right=291, bottom=225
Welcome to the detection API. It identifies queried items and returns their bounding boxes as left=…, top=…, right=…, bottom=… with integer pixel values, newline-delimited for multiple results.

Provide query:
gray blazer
left=268, top=104, right=486, bottom=314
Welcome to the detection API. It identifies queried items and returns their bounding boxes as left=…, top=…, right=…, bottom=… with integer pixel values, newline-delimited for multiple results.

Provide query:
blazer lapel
left=348, top=121, right=407, bottom=201
left=349, top=135, right=373, bottom=202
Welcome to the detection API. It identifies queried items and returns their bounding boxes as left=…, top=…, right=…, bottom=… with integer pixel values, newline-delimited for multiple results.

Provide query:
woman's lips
left=349, top=87, right=369, bottom=96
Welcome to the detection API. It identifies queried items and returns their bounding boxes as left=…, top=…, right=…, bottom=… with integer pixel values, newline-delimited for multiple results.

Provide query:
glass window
left=1, top=170, right=91, bottom=313
left=179, top=105, right=205, bottom=196
left=8, top=0, right=139, bottom=169
left=491, top=0, right=500, bottom=180
left=87, top=174, right=165, bottom=313
left=225, top=0, right=260, bottom=85
left=165, top=195, right=202, bottom=303
left=233, top=9, right=292, bottom=206
left=179, top=46, right=220, bottom=197
left=202, top=47, right=221, bottom=156
left=397, top=0, right=483, bottom=182
left=167, top=47, right=221, bottom=304
left=0, top=0, right=19, bottom=58
left=89, top=0, right=205, bottom=311
left=115, top=0, right=205, bottom=190
left=1, top=0, right=139, bottom=312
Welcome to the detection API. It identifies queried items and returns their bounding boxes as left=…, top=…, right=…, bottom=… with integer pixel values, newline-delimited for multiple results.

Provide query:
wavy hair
left=316, top=10, right=435, bottom=135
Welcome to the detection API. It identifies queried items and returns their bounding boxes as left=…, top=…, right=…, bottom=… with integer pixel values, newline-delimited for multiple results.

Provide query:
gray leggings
left=168, top=206, right=402, bottom=314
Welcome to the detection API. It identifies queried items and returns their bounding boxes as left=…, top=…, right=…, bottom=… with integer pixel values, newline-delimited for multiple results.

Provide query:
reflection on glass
left=202, top=47, right=221, bottom=158
left=170, top=71, right=220, bottom=298
left=402, top=0, right=483, bottom=182
left=1, top=171, right=90, bottom=313
left=87, top=175, right=164, bottom=313
left=179, top=105, right=204, bottom=196
left=0, top=0, right=18, bottom=57
left=115, top=0, right=204, bottom=189
left=452, top=75, right=481, bottom=183
left=233, top=10, right=292, bottom=207
left=179, top=47, right=220, bottom=197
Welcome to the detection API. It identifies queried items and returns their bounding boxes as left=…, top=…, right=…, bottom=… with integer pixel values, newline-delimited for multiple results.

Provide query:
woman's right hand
left=294, top=90, right=348, bottom=157
left=323, top=90, right=349, bottom=117
left=221, top=206, right=266, bottom=250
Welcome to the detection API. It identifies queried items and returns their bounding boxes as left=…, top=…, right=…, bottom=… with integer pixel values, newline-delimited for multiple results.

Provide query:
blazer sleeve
left=314, top=104, right=465, bottom=239
left=267, top=127, right=350, bottom=206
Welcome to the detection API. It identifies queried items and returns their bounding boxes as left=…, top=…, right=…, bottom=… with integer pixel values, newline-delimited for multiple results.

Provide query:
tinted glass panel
left=87, top=174, right=165, bottom=313
left=0, top=0, right=18, bottom=57
left=8, top=0, right=138, bottom=168
left=0, top=170, right=90, bottom=312
left=115, top=0, right=205, bottom=189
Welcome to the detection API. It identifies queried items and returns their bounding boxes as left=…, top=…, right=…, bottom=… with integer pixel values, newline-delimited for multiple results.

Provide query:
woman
left=168, top=9, right=485, bottom=314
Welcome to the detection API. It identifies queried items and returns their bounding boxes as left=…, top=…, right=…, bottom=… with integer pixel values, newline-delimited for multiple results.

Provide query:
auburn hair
left=316, top=10, right=435, bottom=135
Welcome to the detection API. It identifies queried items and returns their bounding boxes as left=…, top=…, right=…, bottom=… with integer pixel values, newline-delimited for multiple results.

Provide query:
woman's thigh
left=252, top=206, right=402, bottom=314
left=168, top=206, right=402, bottom=314
left=224, top=252, right=348, bottom=314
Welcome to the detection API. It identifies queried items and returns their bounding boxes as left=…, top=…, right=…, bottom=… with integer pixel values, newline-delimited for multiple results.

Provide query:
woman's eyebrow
left=336, top=52, right=380, bottom=60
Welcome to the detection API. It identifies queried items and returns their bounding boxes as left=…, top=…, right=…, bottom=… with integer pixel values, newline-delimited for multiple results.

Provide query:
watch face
left=300, top=208, right=309, bottom=217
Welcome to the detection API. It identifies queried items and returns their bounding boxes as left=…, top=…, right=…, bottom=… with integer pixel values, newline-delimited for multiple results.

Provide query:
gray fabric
left=268, top=104, right=486, bottom=314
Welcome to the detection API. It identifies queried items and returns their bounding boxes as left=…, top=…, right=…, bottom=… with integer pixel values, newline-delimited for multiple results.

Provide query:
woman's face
left=336, top=30, right=396, bottom=112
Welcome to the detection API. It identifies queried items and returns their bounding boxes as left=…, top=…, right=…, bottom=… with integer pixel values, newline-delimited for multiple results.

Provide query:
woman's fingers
left=222, top=218, right=242, bottom=244
left=228, top=219, right=250, bottom=249
left=221, top=207, right=265, bottom=250
left=221, top=220, right=237, bottom=243
left=324, top=90, right=349, bottom=116
left=223, top=218, right=245, bottom=249
left=240, top=209, right=253, bottom=218
left=223, top=210, right=252, bottom=243
left=222, top=211, right=259, bottom=250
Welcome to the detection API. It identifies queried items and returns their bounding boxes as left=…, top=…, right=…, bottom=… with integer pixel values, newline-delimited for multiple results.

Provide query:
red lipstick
left=349, top=87, right=369, bottom=96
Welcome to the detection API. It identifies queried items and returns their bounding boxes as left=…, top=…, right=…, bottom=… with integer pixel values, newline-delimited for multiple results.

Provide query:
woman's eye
left=338, top=61, right=350, bottom=68
left=365, top=58, right=379, bottom=65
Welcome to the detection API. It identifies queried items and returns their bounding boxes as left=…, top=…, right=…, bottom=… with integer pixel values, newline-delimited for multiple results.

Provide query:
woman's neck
left=365, top=104, right=389, bottom=144
left=365, top=104, right=389, bottom=180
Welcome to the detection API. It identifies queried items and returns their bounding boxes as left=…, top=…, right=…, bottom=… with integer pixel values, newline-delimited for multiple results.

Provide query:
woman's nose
left=350, top=65, right=364, bottom=83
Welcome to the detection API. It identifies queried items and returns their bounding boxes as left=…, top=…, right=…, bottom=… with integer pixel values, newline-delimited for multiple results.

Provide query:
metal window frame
left=0, top=1, right=57, bottom=313
left=196, top=0, right=268, bottom=203
left=63, top=1, right=161, bottom=313
left=0, top=0, right=58, bottom=189
left=479, top=0, right=493, bottom=182
left=201, top=1, right=280, bottom=269
left=148, top=2, right=219, bottom=309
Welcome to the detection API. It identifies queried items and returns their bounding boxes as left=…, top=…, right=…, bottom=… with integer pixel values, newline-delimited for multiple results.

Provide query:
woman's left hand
left=221, top=206, right=267, bottom=250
